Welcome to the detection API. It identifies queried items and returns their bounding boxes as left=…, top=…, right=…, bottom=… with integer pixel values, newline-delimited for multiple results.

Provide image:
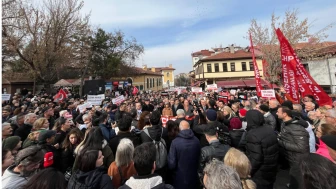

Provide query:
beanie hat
left=259, top=104, right=270, bottom=113
left=230, top=117, right=242, bottom=130
left=38, top=130, right=56, bottom=144
left=206, top=109, right=217, bottom=121
left=239, top=109, right=247, bottom=117
left=282, top=100, right=293, bottom=110
left=2, top=136, right=21, bottom=151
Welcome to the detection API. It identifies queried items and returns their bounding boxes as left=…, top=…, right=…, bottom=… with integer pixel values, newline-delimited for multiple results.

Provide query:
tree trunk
left=33, top=74, right=36, bottom=94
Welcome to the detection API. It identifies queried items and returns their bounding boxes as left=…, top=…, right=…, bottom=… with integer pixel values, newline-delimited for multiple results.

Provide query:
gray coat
left=263, top=112, right=276, bottom=130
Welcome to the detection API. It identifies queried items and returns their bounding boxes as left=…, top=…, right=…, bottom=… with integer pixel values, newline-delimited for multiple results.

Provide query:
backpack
left=144, top=128, right=167, bottom=170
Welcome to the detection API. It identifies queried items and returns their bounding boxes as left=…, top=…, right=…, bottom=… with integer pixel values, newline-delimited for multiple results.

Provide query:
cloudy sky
left=81, top=0, right=336, bottom=74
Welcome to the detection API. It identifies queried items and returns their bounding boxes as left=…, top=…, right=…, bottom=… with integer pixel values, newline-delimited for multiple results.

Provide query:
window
left=249, top=62, right=254, bottom=71
left=167, top=72, right=169, bottom=77
left=222, top=63, right=228, bottom=72
left=147, top=78, right=149, bottom=89
left=241, top=62, right=247, bottom=71
left=140, top=85, right=144, bottom=90
left=152, top=78, right=155, bottom=87
left=230, top=63, right=235, bottom=72
left=157, top=78, right=159, bottom=87
left=207, top=64, right=212, bottom=72
left=214, top=63, right=219, bottom=72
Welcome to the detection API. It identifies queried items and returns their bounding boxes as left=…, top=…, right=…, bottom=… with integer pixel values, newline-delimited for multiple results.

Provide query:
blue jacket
left=99, top=123, right=116, bottom=141
left=168, top=129, right=200, bottom=189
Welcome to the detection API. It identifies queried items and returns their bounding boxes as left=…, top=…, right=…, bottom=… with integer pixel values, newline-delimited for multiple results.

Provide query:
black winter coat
left=67, top=167, right=113, bottom=189
left=140, top=125, right=169, bottom=144
left=14, top=123, right=32, bottom=142
left=171, top=104, right=183, bottom=117
left=168, top=129, right=200, bottom=189
left=61, top=147, right=75, bottom=173
left=245, top=110, right=279, bottom=186
left=278, top=117, right=309, bottom=165
left=109, top=131, right=141, bottom=157
left=229, top=129, right=245, bottom=148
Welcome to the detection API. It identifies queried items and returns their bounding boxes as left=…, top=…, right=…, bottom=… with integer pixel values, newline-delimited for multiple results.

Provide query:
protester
left=172, top=99, right=183, bottom=116
left=119, top=142, right=174, bottom=189
left=162, top=102, right=173, bottom=116
left=137, top=111, right=151, bottom=130
left=53, top=117, right=71, bottom=147
left=41, top=107, right=55, bottom=130
left=258, top=104, right=276, bottom=130
left=321, top=135, right=336, bottom=162
left=166, top=120, right=179, bottom=151
left=2, top=149, right=14, bottom=175
left=108, top=139, right=137, bottom=188
left=10, top=113, right=25, bottom=136
left=2, top=145, right=44, bottom=189
left=32, top=117, right=50, bottom=131
left=325, top=109, right=336, bottom=126
left=38, top=130, right=62, bottom=170
left=67, top=148, right=113, bottom=189
left=23, top=168, right=67, bottom=189
left=61, top=128, right=83, bottom=173
left=2, top=136, right=22, bottom=156
left=98, top=113, right=116, bottom=141
left=2, top=122, right=13, bottom=140
left=168, top=120, right=200, bottom=189
left=14, top=113, right=37, bottom=142
left=244, top=110, right=279, bottom=189
left=203, top=159, right=242, bottom=189
left=224, top=148, right=256, bottom=189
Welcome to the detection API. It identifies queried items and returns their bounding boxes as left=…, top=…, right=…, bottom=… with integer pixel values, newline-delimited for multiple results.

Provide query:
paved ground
left=274, top=169, right=290, bottom=189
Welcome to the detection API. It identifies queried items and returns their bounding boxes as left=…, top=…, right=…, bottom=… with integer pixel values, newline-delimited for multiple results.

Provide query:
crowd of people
left=2, top=89, right=336, bottom=189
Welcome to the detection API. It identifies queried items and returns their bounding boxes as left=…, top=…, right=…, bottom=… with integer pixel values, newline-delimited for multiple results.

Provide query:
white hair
left=115, top=139, right=134, bottom=167
left=176, top=109, right=185, bottom=116
left=327, top=109, right=336, bottom=118
left=82, top=114, right=90, bottom=121
left=59, top=110, right=68, bottom=117
left=2, top=122, right=11, bottom=129
left=24, top=113, right=36, bottom=124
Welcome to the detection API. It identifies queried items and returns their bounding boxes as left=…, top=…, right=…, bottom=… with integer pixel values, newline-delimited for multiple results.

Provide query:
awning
left=54, top=79, right=72, bottom=87
left=216, top=80, right=246, bottom=88
left=243, top=79, right=279, bottom=88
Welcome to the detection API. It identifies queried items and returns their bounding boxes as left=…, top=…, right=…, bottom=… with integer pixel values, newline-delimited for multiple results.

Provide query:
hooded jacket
left=245, top=110, right=279, bottom=186
left=168, top=129, right=200, bottom=189
left=67, top=167, right=113, bottom=189
left=278, top=117, right=309, bottom=165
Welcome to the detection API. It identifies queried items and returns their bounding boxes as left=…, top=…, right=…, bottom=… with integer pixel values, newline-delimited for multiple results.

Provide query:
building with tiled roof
left=142, top=64, right=175, bottom=88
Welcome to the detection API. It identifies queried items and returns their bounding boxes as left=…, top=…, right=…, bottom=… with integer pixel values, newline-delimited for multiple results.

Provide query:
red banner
left=276, top=28, right=332, bottom=106
left=249, top=33, right=263, bottom=96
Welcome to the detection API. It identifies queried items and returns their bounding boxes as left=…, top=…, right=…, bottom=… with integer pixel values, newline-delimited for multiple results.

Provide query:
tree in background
left=175, top=74, right=190, bottom=87
left=249, top=9, right=333, bottom=85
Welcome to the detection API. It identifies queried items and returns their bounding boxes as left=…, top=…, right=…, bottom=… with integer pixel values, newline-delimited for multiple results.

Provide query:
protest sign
left=112, top=95, right=125, bottom=105
left=161, top=116, right=177, bottom=127
left=218, top=95, right=228, bottom=104
left=77, top=103, right=92, bottom=113
left=230, top=89, right=237, bottom=95
left=87, top=94, right=105, bottom=105
left=115, top=91, right=120, bottom=96
left=261, top=90, right=275, bottom=98
left=191, top=87, right=202, bottom=93
left=238, top=93, right=247, bottom=100
left=2, top=94, right=11, bottom=101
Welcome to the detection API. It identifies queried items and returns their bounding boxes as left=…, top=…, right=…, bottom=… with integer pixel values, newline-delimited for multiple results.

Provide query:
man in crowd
left=2, top=145, right=44, bottom=189
left=172, top=99, right=183, bottom=116
left=41, top=107, right=55, bottom=130
left=2, top=123, right=13, bottom=140
left=10, top=113, right=25, bottom=135
left=142, top=99, right=154, bottom=112
left=277, top=106, right=309, bottom=189
left=15, top=113, right=37, bottom=142
left=168, top=121, right=200, bottom=189
left=258, top=104, right=276, bottom=130
left=325, top=109, right=336, bottom=126
left=119, top=142, right=173, bottom=189
left=98, top=113, right=116, bottom=141
left=2, top=108, right=12, bottom=123
left=135, top=102, right=142, bottom=120
left=269, top=99, right=281, bottom=131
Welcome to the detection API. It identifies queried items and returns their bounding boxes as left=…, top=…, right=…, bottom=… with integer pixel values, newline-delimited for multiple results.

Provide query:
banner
left=238, top=93, right=247, bottom=100
left=191, top=87, right=202, bottom=93
left=87, top=94, right=105, bottom=105
left=112, top=95, right=125, bottom=105
left=2, top=94, right=11, bottom=101
left=218, top=95, right=228, bottom=104
left=261, top=90, right=275, bottom=98
left=77, top=103, right=92, bottom=113
left=161, top=116, right=177, bottom=127
left=249, top=33, right=263, bottom=96
left=276, top=28, right=332, bottom=105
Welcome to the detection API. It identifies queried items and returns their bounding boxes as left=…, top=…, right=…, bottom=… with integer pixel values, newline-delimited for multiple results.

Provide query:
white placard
left=77, top=103, right=92, bottom=113
left=261, top=90, right=275, bottom=98
left=192, top=87, right=203, bottom=93
left=115, top=91, right=120, bottom=96
left=2, top=94, right=11, bottom=101
left=112, top=95, right=125, bottom=105
left=230, top=89, right=237, bottom=95
left=87, top=94, right=105, bottom=105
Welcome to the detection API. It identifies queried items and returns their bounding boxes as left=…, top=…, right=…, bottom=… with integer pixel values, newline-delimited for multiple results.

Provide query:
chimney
left=151, top=67, right=155, bottom=72
left=230, top=44, right=235, bottom=54
left=143, top=64, right=147, bottom=70
left=169, top=64, right=172, bottom=68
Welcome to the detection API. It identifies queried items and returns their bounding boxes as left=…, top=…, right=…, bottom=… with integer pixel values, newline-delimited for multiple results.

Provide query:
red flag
left=249, top=33, right=263, bottom=96
left=54, top=89, right=67, bottom=102
left=276, top=28, right=332, bottom=106
left=132, top=86, right=139, bottom=95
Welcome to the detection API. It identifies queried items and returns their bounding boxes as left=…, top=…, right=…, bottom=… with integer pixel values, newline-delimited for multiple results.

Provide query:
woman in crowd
left=61, top=128, right=83, bottom=173
left=315, top=123, right=336, bottom=162
left=299, top=153, right=336, bottom=189
left=74, top=127, right=114, bottom=170
left=183, top=99, right=193, bottom=116
left=22, top=131, right=40, bottom=148
left=2, top=149, right=14, bottom=175
left=53, top=117, right=72, bottom=146
left=228, top=117, right=245, bottom=149
left=137, top=111, right=151, bottom=130
left=33, top=117, right=50, bottom=131
left=222, top=106, right=236, bottom=128
left=68, top=148, right=113, bottom=189
left=162, top=103, right=173, bottom=116
left=23, top=168, right=67, bottom=189
left=2, top=136, right=22, bottom=156
left=108, top=139, right=137, bottom=188
left=224, top=148, right=256, bottom=189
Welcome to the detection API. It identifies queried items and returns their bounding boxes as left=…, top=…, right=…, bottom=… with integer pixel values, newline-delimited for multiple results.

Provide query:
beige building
left=144, top=64, right=175, bottom=88
left=193, top=45, right=269, bottom=88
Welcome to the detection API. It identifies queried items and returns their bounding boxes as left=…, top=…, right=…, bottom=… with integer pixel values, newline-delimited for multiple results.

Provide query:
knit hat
left=230, top=117, right=242, bottom=130
left=282, top=100, right=293, bottom=110
left=259, top=104, right=270, bottom=113
left=2, top=136, right=21, bottom=150
left=38, top=130, right=56, bottom=144
left=321, top=135, right=336, bottom=150
left=206, top=109, right=217, bottom=121
left=239, top=109, right=247, bottom=117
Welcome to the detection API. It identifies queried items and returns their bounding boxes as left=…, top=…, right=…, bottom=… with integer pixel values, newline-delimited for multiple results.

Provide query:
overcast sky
left=81, top=0, right=336, bottom=74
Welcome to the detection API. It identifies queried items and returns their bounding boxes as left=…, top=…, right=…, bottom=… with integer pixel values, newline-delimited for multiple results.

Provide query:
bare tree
left=249, top=9, right=334, bottom=85
left=2, top=0, right=90, bottom=87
